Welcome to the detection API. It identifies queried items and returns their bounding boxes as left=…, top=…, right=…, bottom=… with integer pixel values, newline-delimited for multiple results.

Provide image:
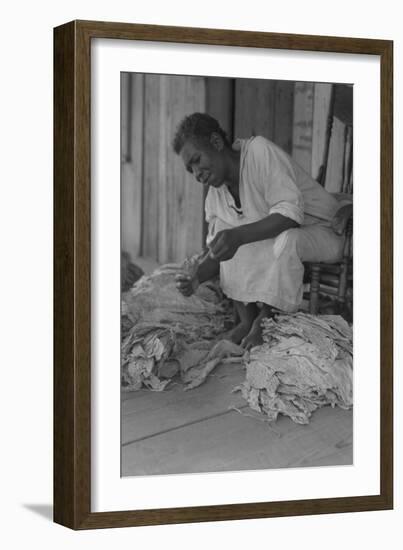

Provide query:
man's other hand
left=209, top=229, right=242, bottom=262
left=175, top=273, right=199, bottom=297
left=332, top=203, right=353, bottom=236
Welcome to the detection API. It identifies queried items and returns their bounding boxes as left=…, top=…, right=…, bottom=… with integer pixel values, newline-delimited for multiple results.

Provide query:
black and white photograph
left=1, top=0, right=398, bottom=540
left=120, top=74, right=353, bottom=477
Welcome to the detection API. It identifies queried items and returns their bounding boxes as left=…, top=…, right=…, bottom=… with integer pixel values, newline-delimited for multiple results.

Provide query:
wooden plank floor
left=121, top=363, right=353, bottom=477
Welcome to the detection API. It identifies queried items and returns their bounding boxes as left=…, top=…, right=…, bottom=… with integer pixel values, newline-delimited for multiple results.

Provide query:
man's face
left=180, top=136, right=226, bottom=189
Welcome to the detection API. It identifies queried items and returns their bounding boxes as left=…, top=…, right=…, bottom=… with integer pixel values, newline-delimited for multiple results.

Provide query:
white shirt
left=205, top=136, right=341, bottom=244
left=202, top=136, right=345, bottom=310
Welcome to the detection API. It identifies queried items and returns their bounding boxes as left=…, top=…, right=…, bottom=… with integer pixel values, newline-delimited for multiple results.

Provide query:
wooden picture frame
left=54, top=19, right=393, bottom=529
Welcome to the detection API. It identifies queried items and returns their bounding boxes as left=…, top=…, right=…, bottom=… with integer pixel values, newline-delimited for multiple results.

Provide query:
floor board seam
left=122, top=405, right=248, bottom=447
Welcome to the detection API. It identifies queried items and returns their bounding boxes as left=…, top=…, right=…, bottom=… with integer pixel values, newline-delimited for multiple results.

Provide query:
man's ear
left=210, top=132, right=224, bottom=151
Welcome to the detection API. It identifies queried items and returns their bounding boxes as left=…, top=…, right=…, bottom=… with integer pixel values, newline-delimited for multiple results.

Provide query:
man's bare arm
left=196, top=253, right=220, bottom=283
left=176, top=253, right=219, bottom=296
left=236, top=213, right=299, bottom=245
left=209, top=214, right=299, bottom=262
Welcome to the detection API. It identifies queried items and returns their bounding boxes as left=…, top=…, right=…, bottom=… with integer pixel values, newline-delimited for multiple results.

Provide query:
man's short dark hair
left=172, top=112, right=230, bottom=154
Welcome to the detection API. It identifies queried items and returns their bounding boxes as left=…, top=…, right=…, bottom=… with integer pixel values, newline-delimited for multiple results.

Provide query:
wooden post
left=312, top=83, right=333, bottom=182
left=121, top=73, right=144, bottom=259
left=273, top=81, right=295, bottom=153
left=292, top=82, right=314, bottom=174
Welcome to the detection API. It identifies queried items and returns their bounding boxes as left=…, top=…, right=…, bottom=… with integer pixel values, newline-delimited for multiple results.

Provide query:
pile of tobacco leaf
left=122, top=260, right=353, bottom=426
left=235, top=313, right=353, bottom=424
left=121, top=258, right=243, bottom=391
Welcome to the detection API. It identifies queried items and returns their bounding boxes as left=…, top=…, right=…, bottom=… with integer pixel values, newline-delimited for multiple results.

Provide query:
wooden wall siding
left=121, top=73, right=130, bottom=164
left=121, top=77, right=353, bottom=265
left=325, top=84, right=353, bottom=193
left=141, top=74, right=206, bottom=264
left=121, top=73, right=144, bottom=259
left=311, top=83, right=333, bottom=182
left=142, top=74, right=161, bottom=260
left=292, top=82, right=314, bottom=175
left=273, top=81, right=295, bottom=154
left=234, top=79, right=276, bottom=140
left=324, top=116, right=347, bottom=193
left=206, top=77, right=234, bottom=142
left=342, top=125, right=353, bottom=194
left=311, top=83, right=354, bottom=193
left=233, top=79, right=294, bottom=153
left=204, top=77, right=235, bottom=242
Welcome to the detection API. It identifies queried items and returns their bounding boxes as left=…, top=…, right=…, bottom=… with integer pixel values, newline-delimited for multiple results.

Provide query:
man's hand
left=209, top=229, right=242, bottom=262
left=332, top=203, right=353, bottom=236
left=175, top=273, right=200, bottom=297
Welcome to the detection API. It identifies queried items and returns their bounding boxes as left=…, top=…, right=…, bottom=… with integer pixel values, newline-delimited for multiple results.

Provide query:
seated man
left=173, top=113, right=346, bottom=348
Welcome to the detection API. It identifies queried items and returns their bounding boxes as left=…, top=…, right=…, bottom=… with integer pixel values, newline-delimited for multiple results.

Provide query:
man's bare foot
left=240, top=323, right=264, bottom=350
left=240, top=304, right=274, bottom=350
left=225, top=322, right=253, bottom=345
left=220, top=301, right=259, bottom=344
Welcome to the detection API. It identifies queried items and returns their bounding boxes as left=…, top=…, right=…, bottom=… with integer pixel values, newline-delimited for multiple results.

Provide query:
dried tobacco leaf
left=121, top=257, right=235, bottom=391
left=239, top=313, right=353, bottom=424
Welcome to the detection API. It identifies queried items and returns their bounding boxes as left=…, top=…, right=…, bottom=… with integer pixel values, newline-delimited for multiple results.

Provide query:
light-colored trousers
left=217, top=221, right=344, bottom=312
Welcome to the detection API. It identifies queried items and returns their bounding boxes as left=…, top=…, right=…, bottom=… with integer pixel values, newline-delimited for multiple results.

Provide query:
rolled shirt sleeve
left=248, top=137, right=304, bottom=225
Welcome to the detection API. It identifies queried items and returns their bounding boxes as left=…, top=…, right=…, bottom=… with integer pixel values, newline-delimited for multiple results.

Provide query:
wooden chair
left=305, top=83, right=353, bottom=321
left=306, top=214, right=353, bottom=321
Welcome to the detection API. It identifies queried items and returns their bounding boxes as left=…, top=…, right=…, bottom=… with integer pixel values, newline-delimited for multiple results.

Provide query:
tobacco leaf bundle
left=236, top=313, right=353, bottom=424
left=121, top=258, right=237, bottom=391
